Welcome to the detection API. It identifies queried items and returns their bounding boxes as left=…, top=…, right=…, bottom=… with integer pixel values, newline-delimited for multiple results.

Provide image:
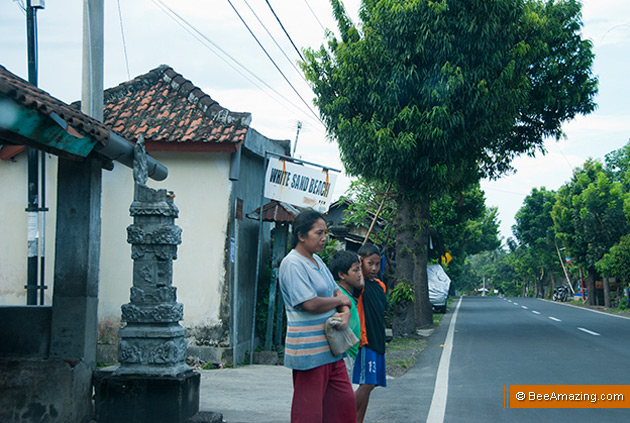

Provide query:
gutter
left=94, top=131, right=168, bottom=181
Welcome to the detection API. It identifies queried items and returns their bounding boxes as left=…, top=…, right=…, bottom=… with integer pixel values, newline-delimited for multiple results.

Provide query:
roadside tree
left=551, top=160, right=628, bottom=306
left=303, top=0, right=597, bottom=327
left=512, top=188, right=561, bottom=297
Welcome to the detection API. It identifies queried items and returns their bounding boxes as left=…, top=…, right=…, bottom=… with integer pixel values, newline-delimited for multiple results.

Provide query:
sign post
left=249, top=152, right=339, bottom=363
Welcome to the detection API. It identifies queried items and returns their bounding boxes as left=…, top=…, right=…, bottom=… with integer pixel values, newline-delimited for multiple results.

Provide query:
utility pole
left=25, top=0, right=46, bottom=305
left=292, top=121, right=302, bottom=157
left=82, top=0, right=104, bottom=121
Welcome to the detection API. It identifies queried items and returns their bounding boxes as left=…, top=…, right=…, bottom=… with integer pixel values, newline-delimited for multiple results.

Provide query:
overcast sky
left=2, top=0, right=629, bottom=242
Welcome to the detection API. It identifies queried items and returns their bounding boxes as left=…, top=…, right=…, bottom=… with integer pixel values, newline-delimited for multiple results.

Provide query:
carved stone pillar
left=94, top=137, right=200, bottom=423
left=114, top=183, right=190, bottom=377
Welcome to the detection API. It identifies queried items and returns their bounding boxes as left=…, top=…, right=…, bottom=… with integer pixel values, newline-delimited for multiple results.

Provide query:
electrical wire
left=13, top=0, right=26, bottom=15
left=152, top=0, right=321, bottom=127
left=302, top=0, right=325, bottom=32
left=225, top=0, right=321, bottom=123
left=241, top=0, right=308, bottom=86
left=117, top=0, right=131, bottom=80
left=264, top=0, right=305, bottom=63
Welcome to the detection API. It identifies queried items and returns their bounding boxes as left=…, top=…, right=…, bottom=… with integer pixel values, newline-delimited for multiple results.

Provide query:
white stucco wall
left=0, top=152, right=57, bottom=306
left=98, top=151, right=232, bottom=331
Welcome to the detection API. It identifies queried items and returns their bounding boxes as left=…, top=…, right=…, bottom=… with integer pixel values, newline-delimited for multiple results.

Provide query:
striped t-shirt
left=279, top=249, right=342, bottom=370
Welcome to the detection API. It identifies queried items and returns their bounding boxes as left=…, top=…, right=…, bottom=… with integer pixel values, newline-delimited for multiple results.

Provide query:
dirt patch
left=385, top=334, right=428, bottom=378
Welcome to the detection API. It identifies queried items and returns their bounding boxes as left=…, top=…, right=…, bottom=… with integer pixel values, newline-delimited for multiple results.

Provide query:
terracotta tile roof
left=102, top=65, right=251, bottom=152
left=0, top=64, right=110, bottom=151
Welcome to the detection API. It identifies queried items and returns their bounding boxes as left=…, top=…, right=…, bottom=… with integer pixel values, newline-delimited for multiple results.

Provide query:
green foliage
left=254, top=265, right=274, bottom=340
left=343, top=178, right=397, bottom=248
left=551, top=159, right=628, bottom=271
left=303, top=0, right=597, bottom=196
left=462, top=248, right=522, bottom=296
left=344, top=177, right=501, bottom=285
left=316, top=237, right=341, bottom=267
left=430, top=184, right=501, bottom=283
left=596, top=234, right=630, bottom=286
left=389, top=281, right=415, bottom=306
left=303, top=0, right=596, bottom=320
left=510, top=187, right=560, bottom=295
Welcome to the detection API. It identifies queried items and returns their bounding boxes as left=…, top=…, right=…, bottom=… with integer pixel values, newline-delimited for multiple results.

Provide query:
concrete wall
left=98, top=151, right=232, bottom=349
left=0, top=357, right=92, bottom=423
left=228, top=130, right=288, bottom=364
left=0, top=152, right=57, bottom=306
left=0, top=306, right=51, bottom=357
left=1, top=138, right=286, bottom=366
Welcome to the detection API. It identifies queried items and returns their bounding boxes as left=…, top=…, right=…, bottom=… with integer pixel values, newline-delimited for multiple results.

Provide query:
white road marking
left=521, top=306, right=528, bottom=310
left=532, top=311, right=541, bottom=315
left=577, top=327, right=600, bottom=336
left=513, top=302, right=519, bottom=306
left=542, top=299, right=630, bottom=320
left=549, top=317, right=561, bottom=322
left=427, top=297, right=462, bottom=423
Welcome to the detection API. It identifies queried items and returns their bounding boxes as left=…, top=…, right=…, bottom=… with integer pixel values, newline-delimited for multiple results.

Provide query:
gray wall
left=0, top=306, right=51, bottom=357
left=229, top=129, right=288, bottom=364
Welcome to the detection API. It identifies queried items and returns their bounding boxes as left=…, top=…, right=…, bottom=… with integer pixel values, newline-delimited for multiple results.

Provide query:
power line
left=225, top=0, right=321, bottom=123
left=302, top=0, right=325, bottom=32
left=116, top=0, right=131, bottom=80
left=13, top=0, right=26, bottom=15
left=264, top=0, right=305, bottom=63
left=241, top=0, right=308, bottom=86
left=152, top=0, right=321, bottom=127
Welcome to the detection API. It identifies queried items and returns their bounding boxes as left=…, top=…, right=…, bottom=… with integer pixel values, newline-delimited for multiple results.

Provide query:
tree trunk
left=549, top=270, right=556, bottom=300
left=391, top=195, right=416, bottom=336
left=413, top=200, right=433, bottom=329
left=587, top=269, right=596, bottom=306
left=603, top=277, right=611, bottom=308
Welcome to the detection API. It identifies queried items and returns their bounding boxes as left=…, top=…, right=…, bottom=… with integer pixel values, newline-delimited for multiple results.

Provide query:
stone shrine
left=94, top=136, right=199, bottom=422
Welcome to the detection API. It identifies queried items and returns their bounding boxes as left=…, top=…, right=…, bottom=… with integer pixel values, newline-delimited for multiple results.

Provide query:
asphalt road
left=366, top=296, right=630, bottom=422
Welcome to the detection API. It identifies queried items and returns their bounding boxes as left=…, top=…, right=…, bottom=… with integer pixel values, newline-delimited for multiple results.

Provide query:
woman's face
left=298, top=218, right=327, bottom=254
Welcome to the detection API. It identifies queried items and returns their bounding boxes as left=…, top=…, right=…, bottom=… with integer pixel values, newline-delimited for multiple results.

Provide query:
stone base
left=0, top=358, right=93, bottom=423
left=188, top=411, right=224, bottom=423
left=97, top=344, right=234, bottom=367
left=94, top=367, right=200, bottom=423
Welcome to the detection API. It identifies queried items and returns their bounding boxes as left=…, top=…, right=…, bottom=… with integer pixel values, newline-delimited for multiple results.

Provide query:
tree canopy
left=303, top=0, right=597, bottom=327
left=304, top=0, right=597, bottom=196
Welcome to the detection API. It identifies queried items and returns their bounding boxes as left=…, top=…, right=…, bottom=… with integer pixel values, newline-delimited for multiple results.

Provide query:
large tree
left=512, top=188, right=561, bottom=297
left=551, top=160, right=628, bottom=305
left=303, top=0, right=597, bottom=327
left=343, top=179, right=499, bottom=333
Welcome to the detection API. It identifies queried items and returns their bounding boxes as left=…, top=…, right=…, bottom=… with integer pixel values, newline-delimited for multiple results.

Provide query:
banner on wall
left=263, top=156, right=338, bottom=213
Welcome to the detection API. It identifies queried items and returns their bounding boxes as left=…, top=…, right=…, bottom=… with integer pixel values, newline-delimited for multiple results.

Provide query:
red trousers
left=291, top=359, right=357, bottom=423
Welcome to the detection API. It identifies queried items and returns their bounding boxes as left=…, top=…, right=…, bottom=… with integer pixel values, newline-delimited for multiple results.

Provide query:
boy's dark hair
left=290, top=210, right=325, bottom=248
left=357, top=242, right=380, bottom=258
left=329, top=250, right=360, bottom=281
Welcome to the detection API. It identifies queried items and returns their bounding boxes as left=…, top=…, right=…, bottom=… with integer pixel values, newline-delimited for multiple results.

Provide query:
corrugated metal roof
left=247, top=200, right=303, bottom=223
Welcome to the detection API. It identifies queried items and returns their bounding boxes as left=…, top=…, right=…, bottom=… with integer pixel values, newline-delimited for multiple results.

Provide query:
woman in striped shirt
left=279, top=210, right=356, bottom=423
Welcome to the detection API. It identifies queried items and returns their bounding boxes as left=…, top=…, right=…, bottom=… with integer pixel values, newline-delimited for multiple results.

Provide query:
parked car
left=428, top=264, right=451, bottom=313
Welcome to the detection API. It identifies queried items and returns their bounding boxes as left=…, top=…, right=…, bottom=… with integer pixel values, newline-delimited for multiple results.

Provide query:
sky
left=1, top=0, right=629, bottom=243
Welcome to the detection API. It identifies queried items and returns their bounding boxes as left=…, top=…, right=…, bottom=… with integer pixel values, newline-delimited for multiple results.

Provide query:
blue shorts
left=352, top=346, right=387, bottom=387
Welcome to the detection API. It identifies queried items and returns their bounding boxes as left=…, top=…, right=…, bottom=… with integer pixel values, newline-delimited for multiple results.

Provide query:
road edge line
left=538, top=298, right=630, bottom=320
left=426, top=296, right=462, bottom=423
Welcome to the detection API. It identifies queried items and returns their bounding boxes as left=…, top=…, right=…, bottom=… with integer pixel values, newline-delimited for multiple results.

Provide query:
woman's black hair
left=357, top=242, right=380, bottom=258
left=290, top=210, right=325, bottom=248
left=329, top=250, right=360, bottom=281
